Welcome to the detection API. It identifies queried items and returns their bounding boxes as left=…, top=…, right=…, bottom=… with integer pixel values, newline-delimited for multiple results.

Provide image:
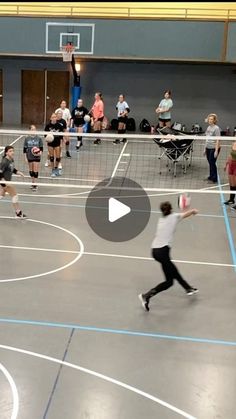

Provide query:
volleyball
left=45, top=133, right=54, bottom=143
left=84, top=114, right=91, bottom=123
left=31, top=146, right=41, bottom=156
left=178, top=193, right=191, bottom=210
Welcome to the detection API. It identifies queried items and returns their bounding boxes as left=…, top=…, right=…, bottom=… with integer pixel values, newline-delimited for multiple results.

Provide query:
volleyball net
left=0, top=128, right=233, bottom=197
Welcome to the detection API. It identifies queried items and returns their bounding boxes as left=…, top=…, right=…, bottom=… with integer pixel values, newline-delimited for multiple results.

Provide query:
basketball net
left=61, top=44, right=75, bottom=62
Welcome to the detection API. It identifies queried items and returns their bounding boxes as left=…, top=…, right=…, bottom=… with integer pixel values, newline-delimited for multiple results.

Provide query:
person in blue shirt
left=156, top=90, right=173, bottom=128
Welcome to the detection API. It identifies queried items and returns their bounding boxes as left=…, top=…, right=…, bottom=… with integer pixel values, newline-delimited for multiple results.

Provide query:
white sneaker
left=58, top=162, right=62, bottom=169
left=186, top=288, right=199, bottom=296
left=45, top=160, right=49, bottom=167
left=138, top=294, right=150, bottom=311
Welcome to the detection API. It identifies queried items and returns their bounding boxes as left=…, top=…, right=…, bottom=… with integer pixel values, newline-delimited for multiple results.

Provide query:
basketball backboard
left=46, top=22, right=95, bottom=55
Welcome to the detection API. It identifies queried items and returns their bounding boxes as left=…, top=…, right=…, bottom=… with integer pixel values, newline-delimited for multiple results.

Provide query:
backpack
left=126, top=118, right=136, bottom=131
left=102, top=116, right=109, bottom=130
left=110, top=118, right=118, bottom=130
left=139, top=118, right=151, bottom=133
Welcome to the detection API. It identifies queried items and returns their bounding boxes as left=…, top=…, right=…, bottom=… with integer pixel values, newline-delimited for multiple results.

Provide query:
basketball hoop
left=61, top=44, right=75, bottom=62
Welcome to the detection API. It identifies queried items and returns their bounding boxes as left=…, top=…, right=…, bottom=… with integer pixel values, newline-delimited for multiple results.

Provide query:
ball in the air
left=178, top=193, right=191, bottom=210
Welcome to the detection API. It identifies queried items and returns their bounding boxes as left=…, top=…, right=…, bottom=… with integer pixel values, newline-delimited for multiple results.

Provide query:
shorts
left=228, top=159, right=236, bottom=176
left=48, top=140, right=61, bottom=148
left=27, top=158, right=41, bottom=163
left=159, top=118, right=171, bottom=123
left=118, top=116, right=128, bottom=124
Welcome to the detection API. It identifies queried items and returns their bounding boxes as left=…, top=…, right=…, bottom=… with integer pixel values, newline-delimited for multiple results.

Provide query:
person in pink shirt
left=90, top=92, right=104, bottom=145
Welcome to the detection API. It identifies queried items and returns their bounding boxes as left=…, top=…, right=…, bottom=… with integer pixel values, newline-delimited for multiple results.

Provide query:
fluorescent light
left=75, top=63, right=81, bottom=72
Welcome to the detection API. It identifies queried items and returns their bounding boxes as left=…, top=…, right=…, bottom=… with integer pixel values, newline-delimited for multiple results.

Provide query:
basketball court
left=0, top=130, right=236, bottom=419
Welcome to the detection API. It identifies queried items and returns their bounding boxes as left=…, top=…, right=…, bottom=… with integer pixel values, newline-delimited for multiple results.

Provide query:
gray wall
left=80, top=61, right=236, bottom=131
left=0, top=17, right=225, bottom=61
left=1, top=58, right=236, bottom=130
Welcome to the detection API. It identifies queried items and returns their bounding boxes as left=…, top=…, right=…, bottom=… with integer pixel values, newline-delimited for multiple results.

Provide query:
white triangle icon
left=109, top=198, right=131, bottom=223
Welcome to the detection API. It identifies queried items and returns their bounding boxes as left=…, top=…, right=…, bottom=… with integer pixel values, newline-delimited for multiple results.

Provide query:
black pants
left=143, top=246, right=191, bottom=300
left=206, top=148, right=220, bottom=182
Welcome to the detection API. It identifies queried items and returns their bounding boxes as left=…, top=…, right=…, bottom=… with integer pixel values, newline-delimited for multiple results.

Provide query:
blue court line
left=0, top=318, right=236, bottom=347
left=1, top=198, right=225, bottom=219
left=217, top=175, right=236, bottom=272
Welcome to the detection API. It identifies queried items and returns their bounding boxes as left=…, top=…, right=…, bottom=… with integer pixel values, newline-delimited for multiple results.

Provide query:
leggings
left=143, top=246, right=191, bottom=300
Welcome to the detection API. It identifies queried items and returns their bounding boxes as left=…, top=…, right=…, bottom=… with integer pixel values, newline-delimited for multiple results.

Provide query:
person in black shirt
left=0, top=145, right=27, bottom=218
left=71, top=98, right=89, bottom=150
left=23, top=125, right=43, bottom=191
left=56, top=109, right=71, bottom=159
left=45, top=113, right=64, bottom=177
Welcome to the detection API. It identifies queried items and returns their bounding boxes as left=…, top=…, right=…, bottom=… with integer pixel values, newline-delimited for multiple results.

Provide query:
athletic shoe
left=58, top=162, right=62, bottom=169
left=122, top=138, right=127, bottom=143
left=231, top=205, right=236, bottom=211
left=45, top=160, right=49, bottom=167
left=31, top=185, right=38, bottom=191
left=55, top=168, right=61, bottom=176
left=66, top=151, right=71, bottom=158
left=51, top=169, right=56, bottom=177
left=94, top=139, right=101, bottom=145
left=186, top=288, right=199, bottom=296
left=15, top=211, right=27, bottom=219
left=224, top=200, right=235, bottom=205
left=113, top=139, right=120, bottom=144
left=138, top=294, right=150, bottom=311
left=76, top=144, right=83, bottom=151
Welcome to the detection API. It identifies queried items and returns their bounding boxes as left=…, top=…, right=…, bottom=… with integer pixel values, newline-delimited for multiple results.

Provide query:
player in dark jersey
left=56, top=109, right=71, bottom=159
left=23, top=125, right=43, bottom=191
left=0, top=145, right=27, bottom=218
left=45, top=113, right=64, bottom=177
left=71, top=98, right=89, bottom=150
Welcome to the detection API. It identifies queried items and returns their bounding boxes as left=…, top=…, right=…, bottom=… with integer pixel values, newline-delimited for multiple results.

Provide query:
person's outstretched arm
left=181, top=209, right=198, bottom=219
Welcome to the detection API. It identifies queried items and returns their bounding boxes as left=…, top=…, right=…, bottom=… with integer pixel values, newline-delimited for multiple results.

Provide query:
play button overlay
left=109, top=198, right=131, bottom=222
left=85, top=177, right=151, bottom=242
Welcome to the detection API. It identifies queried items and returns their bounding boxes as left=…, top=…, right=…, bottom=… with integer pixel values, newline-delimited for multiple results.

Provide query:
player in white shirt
left=139, top=201, right=198, bottom=311
left=113, top=94, right=130, bottom=144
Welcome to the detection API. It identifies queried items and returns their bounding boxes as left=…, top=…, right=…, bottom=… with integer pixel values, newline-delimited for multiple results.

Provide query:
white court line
left=110, top=141, right=128, bottom=178
left=0, top=344, right=196, bottom=419
left=83, top=251, right=235, bottom=268
left=0, top=244, right=234, bottom=268
left=0, top=362, right=19, bottom=419
left=0, top=218, right=84, bottom=282
left=0, top=135, right=24, bottom=155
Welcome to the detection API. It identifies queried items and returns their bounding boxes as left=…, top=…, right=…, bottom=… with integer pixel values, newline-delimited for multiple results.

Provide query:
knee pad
left=50, top=156, right=54, bottom=163
left=56, top=157, right=61, bottom=163
left=12, top=194, right=19, bottom=203
left=29, top=171, right=34, bottom=178
left=66, top=141, right=69, bottom=145
left=34, top=172, right=39, bottom=178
